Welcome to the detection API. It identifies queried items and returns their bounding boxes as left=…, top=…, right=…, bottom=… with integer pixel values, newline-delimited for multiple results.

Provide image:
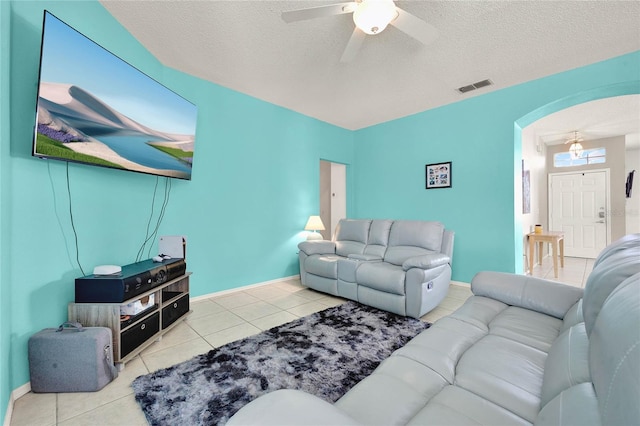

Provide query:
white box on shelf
left=159, top=235, right=186, bottom=259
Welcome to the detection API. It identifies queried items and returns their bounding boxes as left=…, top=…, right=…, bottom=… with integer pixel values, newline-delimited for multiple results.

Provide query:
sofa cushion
left=336, top=356, right=447, bottom=425
left=408, top=385, right=531, bottom=426
left=363, top=220, right=393, bottom=258
left=471, top=271, right=583, bottom=320
left=393, top=317, right=486, bottom=383
left=298, top=240, right=336, bottom=256
left=304, top=254, right=340, bottom=278
left=334, top=220, right=371, bottom=257
left=388, top=221, right=444, bottom=251
left=588, top=273, right=640, bottom=426
left=582, top=246, right=640, bottom=335
left=534, top=383, right=601, bottom=426
left=448, top=296, right=507, bottom=332
left=540, top=323, right=590, bottom=406
left=402, top=253, right=450, bottom=271
left=384, top=221, right=444, bottom=266
left=593, top=233, right=640, bottom=268
left=357, top=287, right=406, bottom=316
left=489, top=306, right=562, bottom=352
left=335, top=241, right=366, bottom=258
left=561, top=299, right=584, bottom=332
left=455, top=334, right=547, bottom=423
left=226, top=389, right=360, bottom=426
left=385, top=247, right=432, bottom=266
left=355, top=262, right=405, bottom=295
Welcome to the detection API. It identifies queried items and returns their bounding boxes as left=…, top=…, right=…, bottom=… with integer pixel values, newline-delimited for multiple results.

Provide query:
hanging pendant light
left=567, top=131, right=584, bottom=159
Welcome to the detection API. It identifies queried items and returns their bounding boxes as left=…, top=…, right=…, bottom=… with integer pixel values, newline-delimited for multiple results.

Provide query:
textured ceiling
left=523, top=95, right=640, bottom=154
left=529, top=95, right=640, bottom=147
left=100, top=0, right=640, bottom=136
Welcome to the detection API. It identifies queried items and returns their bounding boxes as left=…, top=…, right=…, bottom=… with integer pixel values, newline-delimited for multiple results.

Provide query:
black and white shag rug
left=132, top=301, right=430, bottom=425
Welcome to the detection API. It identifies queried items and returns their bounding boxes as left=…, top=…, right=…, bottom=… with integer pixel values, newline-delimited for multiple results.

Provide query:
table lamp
left=304, top=215, right=325, bottom=240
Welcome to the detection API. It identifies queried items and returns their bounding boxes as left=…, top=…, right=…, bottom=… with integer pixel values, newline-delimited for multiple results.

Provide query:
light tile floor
left=9, top=258, right=591, bottom=425
left=529, top=254, right=594, bottom=288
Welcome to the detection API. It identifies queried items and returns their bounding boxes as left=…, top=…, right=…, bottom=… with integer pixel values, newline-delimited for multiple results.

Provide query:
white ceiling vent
left=457, top=79, right=493, bottom=94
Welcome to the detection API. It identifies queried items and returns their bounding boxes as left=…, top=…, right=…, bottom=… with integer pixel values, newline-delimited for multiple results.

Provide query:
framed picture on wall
left=425, top=162, right=452, bottom=189
left=523, top=170, right=531, bottom=213
left=522, top=159, right=531, bottom=214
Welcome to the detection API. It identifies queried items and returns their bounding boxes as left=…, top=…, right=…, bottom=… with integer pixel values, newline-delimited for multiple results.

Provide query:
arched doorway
left=512, top=81, right=640, bottom=274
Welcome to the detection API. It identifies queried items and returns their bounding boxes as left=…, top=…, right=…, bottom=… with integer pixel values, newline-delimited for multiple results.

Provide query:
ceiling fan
left=281, top=0, right=438, bottom=62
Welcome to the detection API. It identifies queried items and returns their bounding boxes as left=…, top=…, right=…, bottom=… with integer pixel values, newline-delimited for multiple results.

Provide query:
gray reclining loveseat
left=229, top=234, right=640, bottom=425
left=297, top=219, right=454, bottom=318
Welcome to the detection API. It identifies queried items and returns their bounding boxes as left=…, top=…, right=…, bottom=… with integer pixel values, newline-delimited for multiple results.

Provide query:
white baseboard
left=3, top=382, right=30, bottom=426
left=190, top=275, right=299, bottom=302
left=450, top=280, right=470, bottom=287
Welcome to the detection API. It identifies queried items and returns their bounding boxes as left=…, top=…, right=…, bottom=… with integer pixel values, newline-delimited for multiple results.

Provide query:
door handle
left=596, top=220, right=605, bottom=223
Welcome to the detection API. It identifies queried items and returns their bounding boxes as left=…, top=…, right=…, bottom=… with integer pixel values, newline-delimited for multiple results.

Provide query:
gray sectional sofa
left=297, top=219, right=454, bottom=318
left=229, top=234, right=640, bottom=426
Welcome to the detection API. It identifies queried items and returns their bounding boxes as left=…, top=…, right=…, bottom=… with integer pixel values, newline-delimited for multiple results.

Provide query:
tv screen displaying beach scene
left=33, top=11, right=198, bottom=180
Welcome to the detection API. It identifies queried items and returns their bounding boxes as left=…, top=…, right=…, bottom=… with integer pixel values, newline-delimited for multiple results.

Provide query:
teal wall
left=1, top=1, right=354, bottom=420
left=352, top=52, right=640, bottom=282
left=1, top=0, right=12, bottom=422
left=1, top=0, right=639, bottom=422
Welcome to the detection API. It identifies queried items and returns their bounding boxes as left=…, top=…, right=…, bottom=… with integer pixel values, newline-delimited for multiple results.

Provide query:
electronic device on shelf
left=93, top=265, right=122, bottom=276
left=75, top=258, right=186, bottom=303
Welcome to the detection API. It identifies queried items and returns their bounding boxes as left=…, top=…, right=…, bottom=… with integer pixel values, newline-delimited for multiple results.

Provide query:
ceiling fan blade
left=391, top=7, right=438, bottom=45
left=340, top=28, right=366, bottom=63
left=282, top=2, right=357, bottom=23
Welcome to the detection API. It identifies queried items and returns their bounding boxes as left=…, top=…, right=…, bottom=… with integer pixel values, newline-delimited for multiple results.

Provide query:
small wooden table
left=528, top=231, right=565, bottom=278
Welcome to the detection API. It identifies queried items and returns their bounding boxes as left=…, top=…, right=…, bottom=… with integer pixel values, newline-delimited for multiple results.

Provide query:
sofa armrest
left=471, top=271, right=583, bottom=319
left=298, top=240, right=336, bottom=256
left=348, top=254, right=383, bottom=261
left=402, top=253, right=450, bottom=271
left=226, top=389, right=360, bottom=426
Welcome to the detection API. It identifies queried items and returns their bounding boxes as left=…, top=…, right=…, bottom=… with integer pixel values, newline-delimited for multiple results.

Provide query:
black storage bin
left=121, top=312, right=160, bottom=358
left=162, top=293, right=190, bottom=329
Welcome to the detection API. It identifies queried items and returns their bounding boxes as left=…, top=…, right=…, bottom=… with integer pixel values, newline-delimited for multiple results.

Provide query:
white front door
left=549, top=170, right=609, bottom=258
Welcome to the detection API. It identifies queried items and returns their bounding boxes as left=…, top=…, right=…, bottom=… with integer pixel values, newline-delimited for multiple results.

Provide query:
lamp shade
left=304, top=215, right=325, bottom=231
left=353, top=0, right=398, bottom=35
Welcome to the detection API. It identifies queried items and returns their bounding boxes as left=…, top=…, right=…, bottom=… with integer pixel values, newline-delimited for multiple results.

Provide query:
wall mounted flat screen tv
left=33, top=11, right=198, bottom=180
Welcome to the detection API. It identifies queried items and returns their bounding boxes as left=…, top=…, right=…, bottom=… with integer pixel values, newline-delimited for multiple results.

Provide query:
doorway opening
left=319, top=160, right=346, bottom=240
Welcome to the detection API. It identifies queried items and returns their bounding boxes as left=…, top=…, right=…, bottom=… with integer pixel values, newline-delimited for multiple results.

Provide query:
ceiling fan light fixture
left=353, top=0, right=398, bottom=35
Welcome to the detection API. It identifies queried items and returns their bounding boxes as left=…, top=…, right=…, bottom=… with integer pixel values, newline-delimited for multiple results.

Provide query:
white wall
left=521, top=127, right=547, bottom=270
left=625, top=145, right=640, bottom=234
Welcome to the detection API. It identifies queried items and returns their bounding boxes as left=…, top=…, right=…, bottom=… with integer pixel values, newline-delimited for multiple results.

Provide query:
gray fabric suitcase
left=28, top=322, right=118, bottom=393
